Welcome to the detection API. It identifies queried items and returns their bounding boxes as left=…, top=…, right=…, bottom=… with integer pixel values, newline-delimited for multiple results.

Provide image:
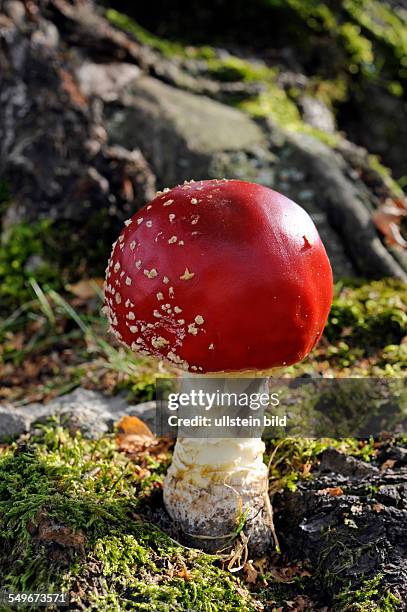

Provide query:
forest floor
left=0, top=278, right=406, bottom=611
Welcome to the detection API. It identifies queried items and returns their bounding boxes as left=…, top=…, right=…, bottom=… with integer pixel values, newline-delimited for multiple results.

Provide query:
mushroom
left=105, top=179, right=333, bottom=555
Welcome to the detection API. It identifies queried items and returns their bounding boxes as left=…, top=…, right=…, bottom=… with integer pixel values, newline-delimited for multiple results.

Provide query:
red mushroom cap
left=104, top=179, right=333, bottom=373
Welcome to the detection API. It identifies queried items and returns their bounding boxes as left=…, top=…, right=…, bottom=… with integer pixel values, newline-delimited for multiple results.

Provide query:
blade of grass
left=29, top=279, right=56, bottom=325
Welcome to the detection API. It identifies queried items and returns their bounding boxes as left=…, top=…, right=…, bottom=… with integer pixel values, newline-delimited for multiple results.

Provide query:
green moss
left=344, top=0, right=407, bottom=70
left=333, top=574, right=400, bottom=611
left=0, top=221, right=62, bottom=314
left=106, top=9, right=186, bottom=58
left=367, top=155, right=404, bottom=197
left=0, top=427, right=254, bottom=611
left=326, top=279, right=407, bottom=351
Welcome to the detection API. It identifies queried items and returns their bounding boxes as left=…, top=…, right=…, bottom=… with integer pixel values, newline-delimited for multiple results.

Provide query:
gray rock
left=318, top=447, right=379, bottom=478
left=0, top=388, right=157, bottom=441
left=0, top=405, right=30, bottom=441
left=299, top=95, right=336, bottom=134
left=106, top=75, right=267, bottom=187
left=76, top=62, right=141, bottom=102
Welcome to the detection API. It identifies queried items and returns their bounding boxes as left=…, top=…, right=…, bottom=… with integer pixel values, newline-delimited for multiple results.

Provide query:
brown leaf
left=66, top=278, right=104, bottom=300
left=317, top=486, right=343, bottom=497
left=37, top=520, right=85, bottom=549
left=381, top=458, right=396, bottom=471
left=373, top=503, right=385, bottom=513
left=116, top=415, right=155, bottom=447
left=177, top=565, right=192, bottom=581
left=243, top=561, right=258, bottom=584
left=373, top=199, right=407, bottom=248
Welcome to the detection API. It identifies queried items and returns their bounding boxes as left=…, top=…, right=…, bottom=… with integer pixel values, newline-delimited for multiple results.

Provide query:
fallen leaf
left=37, top=519, right=85, bottom=550
left=66, top=278, right=104, bottom=300
left=116, top=415, right=155, bottom=446
left=381, top=458, right=396, bottom=471
left=317, top=486, right=343, bottom=497
left=177, top=565, right=192, bottom=581
left=243, top=561, right=258, bottom=584
left=373, top=199, right=407, bottom=248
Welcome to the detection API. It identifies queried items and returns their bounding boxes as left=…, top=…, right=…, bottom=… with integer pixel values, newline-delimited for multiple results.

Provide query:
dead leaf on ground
left=177, top=565, right=192, bottom=581
left=243, top=561, right=258, bottom=584
left=116, top=415, right=173, bottom=465
left=116, top=415, right=155, bottom=446
left=373, top=198, right=407, bottom=248
left=66, top=278, right=104, bottom=300
left=317, top=486, right=343, bottom=497
left=37, top=518, right=86, bottom=550
left=373, top=503, right=385, bottom=513
left=381, top=458, right=396, bottom=471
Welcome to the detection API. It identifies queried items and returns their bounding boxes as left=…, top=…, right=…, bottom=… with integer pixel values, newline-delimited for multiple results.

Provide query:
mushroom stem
left=163, top=376, right=273, bottom=555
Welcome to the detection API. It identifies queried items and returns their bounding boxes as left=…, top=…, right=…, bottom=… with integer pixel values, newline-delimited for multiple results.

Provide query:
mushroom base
left=164, top=460, right=272, bottom=555
left=163, top=436, right=273, bottom=556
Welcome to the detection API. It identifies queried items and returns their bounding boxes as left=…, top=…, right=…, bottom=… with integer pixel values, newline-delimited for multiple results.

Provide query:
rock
left=0, top=405, right=30, bottom=440
left=0, top=389, right=157, bottom=441
left=318, top=447, right=379, bottom=478
left=274, top=453, right=407, bottom=606
left=266, top=125, right=407, bottom=280
left=106, top=75, right=267, bottom=187
left=75, top=62, right=141, bottom=102
left=299, top=95, right=336, bottom=134
left=0, top=13, right=155, bottom=242
left=378, top=445, right=407, bottom=467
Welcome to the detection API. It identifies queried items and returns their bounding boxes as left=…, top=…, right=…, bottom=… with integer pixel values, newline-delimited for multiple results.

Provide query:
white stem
left=163, top=376, right=273, bottom=554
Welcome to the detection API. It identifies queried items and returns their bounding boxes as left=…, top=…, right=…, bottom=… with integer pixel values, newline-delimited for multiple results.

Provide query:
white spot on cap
left=137, top=218, right=144, bottom=225
left=125, top=276, right=132, bottom=286
left=178, top=319, right=185, bottom=324
left=169, top=287, right=174, bottom=297
left=163, top=276, right=169, bottom=284
left=144, top=268, right=158, bottom=279
left=114, top=262, right=120, bottom=273
left=153, top=310, right=162, bottom=318
left=146, top=220, right=153, bottom=228
left=191, top=198, right=198, bottom=204
left=163, top=199, right=174, bottom=207
left=147, top=205, right=152, bottom=210
left=188, top=324, right=198, bottom=335
left=135, top=260, right=142, bottom=269
left=127, top=312, right=135, bottom=320
left=129, top=325, right=138, bottom=333
left=115, top=293, right=121, bottom=304
left=174, top=306, right=182, bottom=313
left=180, top=268, right=195, bottom=281
left=130, top=241, right=136, bottom=251
left=168, top=236, right=177, bottom=244
left=209, top=343, right=214, bottom=350
left=195, top=315, right=204, bottom=325
left=124, top=219, right=132, bottom=226
left=169, top=214, right=176, bottom=222
left=152, top=336, right=169, bottom=349
left=156, top=292, right=164, bottom=300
